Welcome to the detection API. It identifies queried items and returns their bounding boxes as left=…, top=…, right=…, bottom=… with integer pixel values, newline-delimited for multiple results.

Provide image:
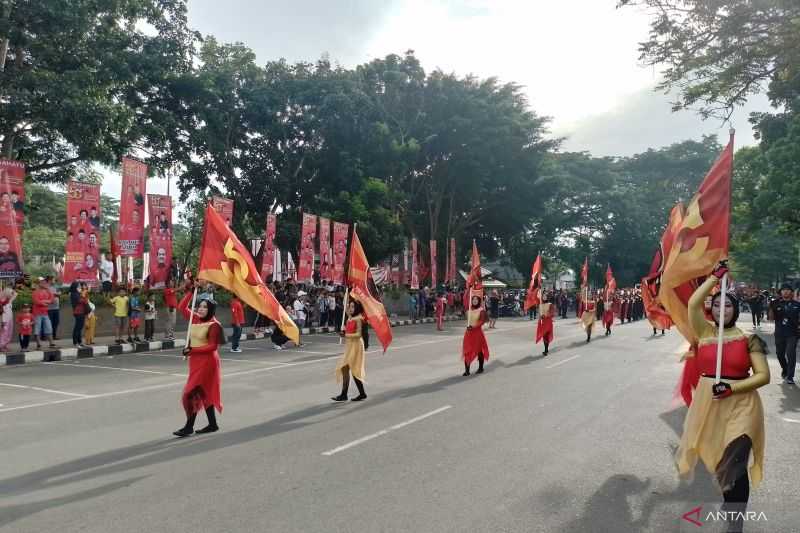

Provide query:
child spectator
left=143, top=293, right=157, bottom=341
left=229, top=294, right=244, bottom=353
left=83, top=297, right=97, bottom=345
left=16, top=303, right=33, bottom=350
left=128, top=287, right=142, bottom=343
left=110, top=287, right=129, bottom=344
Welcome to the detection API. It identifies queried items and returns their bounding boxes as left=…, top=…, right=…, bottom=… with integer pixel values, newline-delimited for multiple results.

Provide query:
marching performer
left=536, top=294, right=555, bottom=355
left=174, top=281, right=224, bottom=437
left=332, top=300, right=368, bottom=402
left=602, top=292, right=615, bottom=336
left=580, top=292, right=597, bottom=343
left=676, top=262, right=768, bottom=532
left=462, top=295, right=489, bottom=375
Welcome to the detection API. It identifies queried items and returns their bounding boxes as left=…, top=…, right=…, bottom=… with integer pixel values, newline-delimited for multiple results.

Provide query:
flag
left=581, top=257, right=589, bottom=288
left=347, top=229, right=393, bottom=351
left=464, top=240, right=483, bottom=309
left=524, top=255, right=543, bottom=312
left=659, top=137, right=733, bottom=346
left=287, top=252, right=296, bottom=280
left=197, top=204, right=299, bottom=343
left=604, top=264, right=616, bottom=300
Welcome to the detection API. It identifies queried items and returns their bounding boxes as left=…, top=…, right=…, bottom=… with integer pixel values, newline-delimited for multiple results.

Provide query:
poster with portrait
left=332, top=221, right=349, bottom=285
left=449, top=238, right=457, bottom=285
left=119, top=157, right=147, bottom=257
left=318, top=216, right=330, bottom=282
left=411, top=238, right=419, bottom=290
left=0, top=160, right=25, bottom=278
left=211, top=196, right=234, bottom=227
left=147, top=194, right=173, bottom=289
left=260, top=213, right=277, bottom=282
left=64, top=181, right=101, bottom=286
left=298, top=213, right=317, bottom=282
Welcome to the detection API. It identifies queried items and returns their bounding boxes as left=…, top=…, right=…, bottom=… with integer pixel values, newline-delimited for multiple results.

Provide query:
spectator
left=293, top=292, right=307, bottom=328
left=0, top=287, right=16, bottom=351
left=110, top=288, right=129, bottom=344
left=128, top=287, right=142, bottom=343
left=163, top=278, right=178, bottom=340
left=318, top=290, right=329, bottom=328
left=143, top=293, right=157, bottom=341
left=488, top=290, right=500, bottom=329
left=46, top=275, right=61, bottom=340
left=69, top=281, right=88, bottom=347
left=99, top=253, right=113, bottom=295
left=230, top=294, right=244, bottom=353
left=408, top=291, right=418, bottom=320
left=16, top=303, right=33, bottom=351
left=32, top=277, right=56, bottom=349
left=83, top=295, right=97, bottom=345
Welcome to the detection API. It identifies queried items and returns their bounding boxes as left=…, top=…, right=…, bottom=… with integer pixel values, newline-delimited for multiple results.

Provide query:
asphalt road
left=1, top=315, right=797, bottom=533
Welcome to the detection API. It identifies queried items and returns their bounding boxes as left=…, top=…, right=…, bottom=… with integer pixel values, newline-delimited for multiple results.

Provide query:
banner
left=119, top=157, right=147, bottom=257
left=318, top=216, right=330, bottom=282
left=391, top=254, right=400, bottom=286
left=260, top=213, right=277, bottom=282
left=411, top=238, right=419, bottom=289
left=273, top=247, right=282, bottom=282
left=147, top=194, right=173, bottom=289
left=0, top=160, right=25, bottom=278
left=402, top=243, right=409, bottom=285
left=298, top=213, right=317, bottom=282
left=287, top=251, right=296, bottom=280
left=211, top=196, right=234, bottom=226
left=64, top=181, right=101, bottom=286
left=449, top=238, right=457, bottom=285
left=333, top=221, right=348, bottom=285
left=430, top=240, right=437, bottom=287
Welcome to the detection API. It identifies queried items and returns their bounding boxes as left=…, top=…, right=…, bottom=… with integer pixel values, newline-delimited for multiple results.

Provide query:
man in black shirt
left=768, top=283, right=800, bottom=385
left=746, top=288, right=764, bottom=328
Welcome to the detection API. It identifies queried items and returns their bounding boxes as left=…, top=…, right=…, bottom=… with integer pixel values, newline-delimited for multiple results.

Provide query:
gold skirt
left=335, top=337, right=366, bottom=383
left=675, top=376, right=765, bottom=489
left=581, top=311, right=595, bottom=332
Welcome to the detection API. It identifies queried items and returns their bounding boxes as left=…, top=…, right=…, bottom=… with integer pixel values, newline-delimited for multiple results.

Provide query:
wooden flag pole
left=339, top=223, right=357, bottom=345
left=183, top=286, right=198, bottom=358
left=714, top=274, right=728, bottom=384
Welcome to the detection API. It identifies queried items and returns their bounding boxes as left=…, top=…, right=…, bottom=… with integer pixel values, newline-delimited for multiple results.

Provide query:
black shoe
left=173, top=427, right=194, bottom=438
left=462, top=371, right=470, bottom=376
left=127, top=337, right=133, bottom=343
left=331, top=394, right=348, bottom=402
left=476, top=367, right=484, bottom=374
left=542, top=351, right=548, bottom=356
left=195, top=425, right=219, bottom=434
left=351, top=394, right=367, bottom=402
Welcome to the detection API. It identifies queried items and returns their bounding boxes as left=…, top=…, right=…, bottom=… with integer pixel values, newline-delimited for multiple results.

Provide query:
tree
left=0, top=0, right=196, bottom=182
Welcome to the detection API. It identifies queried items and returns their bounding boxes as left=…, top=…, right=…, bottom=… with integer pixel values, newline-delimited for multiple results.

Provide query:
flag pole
left=183, top=286, right=198, bottom=357
left=339, top=223, right=356, bottom=344
left=715, top=127, right=736, bottom=384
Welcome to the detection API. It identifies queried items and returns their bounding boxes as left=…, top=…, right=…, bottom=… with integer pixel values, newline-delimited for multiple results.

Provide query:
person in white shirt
left=293, top=293, right=307, bottom=328
left=99, top=253, right=114, bottom=295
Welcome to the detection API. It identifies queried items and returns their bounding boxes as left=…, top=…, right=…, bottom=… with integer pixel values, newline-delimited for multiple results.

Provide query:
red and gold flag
left=348, top=229, right=393, bottom=351
left=580, top=257, right=589, bottom=288
left=605, top=264, right=616, bottom=300
left=464, top=240, right=483, bottom=310
left=198, top=204, right=299, bottom=343
left=524, top=254, right=542, bottom=312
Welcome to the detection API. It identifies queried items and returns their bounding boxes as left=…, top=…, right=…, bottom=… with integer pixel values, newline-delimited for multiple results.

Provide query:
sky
left=104, top=0, right=769, bottom=209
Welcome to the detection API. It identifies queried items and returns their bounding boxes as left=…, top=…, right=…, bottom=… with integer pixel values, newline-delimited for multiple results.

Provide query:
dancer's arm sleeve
left=178, top=291, right=193, bottom=320
left=732, top=338, right=770, bottom=393
left=688, top=276, right=717, bottom=340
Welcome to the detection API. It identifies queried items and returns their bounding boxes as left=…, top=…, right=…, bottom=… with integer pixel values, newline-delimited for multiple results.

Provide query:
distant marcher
left=229, top=294, right=244, bottom=353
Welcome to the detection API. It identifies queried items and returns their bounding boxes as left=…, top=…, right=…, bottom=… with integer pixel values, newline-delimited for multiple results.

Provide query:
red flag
left=348, top=229, right=393, bottom=351
left=210, top=196, right=234, bottom=226
left=581, top=257, right=589, bottom=288
left=198, top=204, right=299, bottom=343
left=604, top=264, right=616, bottom=300
left=524, top=255, right=542, bottom=312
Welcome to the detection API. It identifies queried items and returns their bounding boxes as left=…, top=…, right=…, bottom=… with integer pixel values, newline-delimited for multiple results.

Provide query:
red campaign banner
left=147, top=194, right=173, bottom=289
left=119, top=157, right=147, bottom=257
left=403, top=243, right=409, bottom=285
left=430, top=240, right=437, bottom=287
left=333, top=221, right=349, bottom=285
left=260, top=213, right=277, bottom=281
left=0, top=160, right=25, bottom=278
left=449, top=238, right=457, bottom=284
left=64, top=181, right=101, bottom=286
left=411, top=238, right=419, bottom=289
left=211, top=196, right=234, bottom=226
left=391, top=254, right=400, bottom=286
left=298, top=213, right=317, bottom=282
left=318, top=216, right=330, bottom=282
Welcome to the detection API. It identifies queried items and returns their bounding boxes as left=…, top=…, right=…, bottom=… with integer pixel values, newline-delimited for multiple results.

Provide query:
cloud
left=554, top=87, right=770, bottom=157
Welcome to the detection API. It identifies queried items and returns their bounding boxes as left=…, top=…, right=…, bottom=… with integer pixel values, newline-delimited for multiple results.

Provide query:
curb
left=1, top=315, right=463, bottom=367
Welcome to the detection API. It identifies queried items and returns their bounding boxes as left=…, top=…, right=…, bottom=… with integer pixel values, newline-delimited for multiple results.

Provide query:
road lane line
left=321, top=405, right=452, bottom=456
left=44, top=362, right=186, bottom=377
left=0, top=382, right=93, bottom=398
left=545, top=355, right=581, bottom=369
left=783, top=418, right=800, bottom=424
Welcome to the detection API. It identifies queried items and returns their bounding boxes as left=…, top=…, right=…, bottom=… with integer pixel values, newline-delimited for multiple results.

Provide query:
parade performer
left=435, top=292, right=446, bottom=331
left=536, top=295, right=555, bottom=355
left=332, top=300, right=367, bottom=402
left=580, top=293, right=597, bottom=343
left=462, top=295, right=489, bottom=375
left=619, top=293, right=628, bottom=325
left=602, top=294, right=615, bottom=336
left=676, top=263, right=768, bottom=532
left=174, top=282, right=224, bottom=437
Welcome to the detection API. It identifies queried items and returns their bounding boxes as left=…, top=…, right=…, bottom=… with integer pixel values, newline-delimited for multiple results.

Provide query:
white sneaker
left=786, top=378, right=796, bottom=385
left=230, top=348, right=242, bottom=353
left=273, top=344, right=283, bottom=350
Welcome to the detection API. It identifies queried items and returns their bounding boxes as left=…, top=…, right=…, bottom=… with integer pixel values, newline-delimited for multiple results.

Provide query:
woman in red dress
left=173, top=283, right=224, bottom=437
left=536, top=294, right=555, bottom=355
left=462, top=295, right=489, bottom=376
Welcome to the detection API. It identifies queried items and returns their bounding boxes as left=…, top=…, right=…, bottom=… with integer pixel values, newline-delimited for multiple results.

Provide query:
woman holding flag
left=536, top=293, right=555, bottom=356
left=463, top=294, right=489, bottom=375
left=332, top=300, right=368, bottom=402
left=676, top=262, right=769, bottom=529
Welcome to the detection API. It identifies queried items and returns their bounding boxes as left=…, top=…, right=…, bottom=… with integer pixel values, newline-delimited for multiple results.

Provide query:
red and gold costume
left=536, top=302, right=555, bottom=345
left=179, top=292, right=224, bottom=415
left=462, top=306, right=489, bottom=365
left=580, top=299, right=596, bottom=332
left=335, top=315, right=366, bottom=383
left=602, top=299, right=615, bottom=330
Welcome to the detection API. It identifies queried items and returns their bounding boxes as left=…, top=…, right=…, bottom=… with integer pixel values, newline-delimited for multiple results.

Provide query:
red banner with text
left=318, top=216, right=330, bottom=282
left=64, top=181, right=101, bottom=286
left=0, top=160, right=25, bottom=278
left=449, top=238, right=457, bottom=284
left=147, top=194, right=173, bottom=289
left=298, top=213, right=317, bottom=282
left=261, top=213, right=276, bottom=282
left=333, top=222, right=348, bottom=285
left=411, top=238, right=419, bottom=289
left=119, top=157, right=147, bottom=257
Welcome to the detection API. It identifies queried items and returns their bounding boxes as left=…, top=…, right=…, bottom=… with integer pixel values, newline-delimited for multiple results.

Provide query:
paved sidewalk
left=1, top=315, right=463, bottom=366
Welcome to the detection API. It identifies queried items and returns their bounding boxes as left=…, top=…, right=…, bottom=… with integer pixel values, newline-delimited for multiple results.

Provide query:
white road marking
left=43, top=361, right=185, bottom=377
left=782, top=418, right=800, bottom=424
left=545, top=355, right=581, bottom=369
left=321, top=405, right=452, bottom=456
left=0, top=382, right=93, bottom=398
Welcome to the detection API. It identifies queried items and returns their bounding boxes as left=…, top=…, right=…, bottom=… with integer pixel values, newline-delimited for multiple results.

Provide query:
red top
left=345, top=319, right=359, bottom=334
left=32, top=288, right=53, bottom=317
left=16, top=312, right=33, bottom=335
left=164, top=287, right=178, bottom=309
left=435, top=298, right=445, bottom=314
left=178, top=291, right=223, bottom=353
left=230, top=299, right=245, bottom=326
left=695, top=337, right=751, bottom=377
